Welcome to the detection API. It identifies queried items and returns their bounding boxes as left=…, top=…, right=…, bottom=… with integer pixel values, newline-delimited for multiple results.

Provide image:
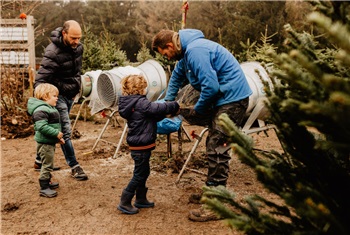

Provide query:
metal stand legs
left=176, top=128, right=208, bottom=184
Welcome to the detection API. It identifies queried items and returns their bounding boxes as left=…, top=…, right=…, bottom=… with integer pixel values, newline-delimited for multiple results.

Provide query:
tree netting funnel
left=96, top=59, right=167, bottom=110
left=240, top=61, right=273, bottom=118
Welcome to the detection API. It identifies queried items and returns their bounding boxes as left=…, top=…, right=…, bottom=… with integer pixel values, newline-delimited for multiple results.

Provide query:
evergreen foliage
left=202, top=1, right=350, bottom=234
left=81, top=25, right=129, bottom=73
left=136, top=42, right=153, bottom=64
left=237, top=26, right=278, bottom=64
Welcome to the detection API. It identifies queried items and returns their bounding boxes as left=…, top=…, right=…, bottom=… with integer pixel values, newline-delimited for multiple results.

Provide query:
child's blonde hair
left=121, top=74, right=148, bottom=96
left=34, top=83, right=59, bottom=101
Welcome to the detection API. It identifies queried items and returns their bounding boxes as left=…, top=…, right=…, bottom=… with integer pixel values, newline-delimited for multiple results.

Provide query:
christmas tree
left=202, top=1, right=350, bottom=234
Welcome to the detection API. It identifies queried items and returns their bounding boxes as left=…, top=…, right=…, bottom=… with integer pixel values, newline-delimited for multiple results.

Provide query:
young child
left=27, top=83, right=65, bottom=198
left=117, top=74, right=180, bottom=214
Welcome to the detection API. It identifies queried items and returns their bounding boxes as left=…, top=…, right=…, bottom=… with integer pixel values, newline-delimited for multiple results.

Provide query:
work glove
left=180, top=108, right=211, bottom=127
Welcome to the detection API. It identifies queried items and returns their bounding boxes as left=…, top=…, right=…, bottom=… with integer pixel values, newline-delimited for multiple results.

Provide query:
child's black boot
left=39, top=179, right=57, bottom=198
left=134, top=187, right=154, bottom=208
left=117, top=189, right=139, bottom=214
left=49, top=173, right=59, bottom=189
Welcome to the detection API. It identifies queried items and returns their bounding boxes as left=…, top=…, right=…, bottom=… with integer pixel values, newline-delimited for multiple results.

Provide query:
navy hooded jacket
left=118, top=95, right=179, bottom=151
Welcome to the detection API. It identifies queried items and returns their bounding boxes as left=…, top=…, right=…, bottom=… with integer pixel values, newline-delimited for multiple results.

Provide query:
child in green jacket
left=27, top=83, right=65, bottom=198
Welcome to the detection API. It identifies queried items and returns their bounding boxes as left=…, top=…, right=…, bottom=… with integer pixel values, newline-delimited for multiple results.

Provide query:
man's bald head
left=63, top=20, right=81, bottom=33
left=62, top=20, right=82, bottom=49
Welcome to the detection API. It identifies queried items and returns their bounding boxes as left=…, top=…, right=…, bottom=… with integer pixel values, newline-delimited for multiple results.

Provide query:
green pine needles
left=203, top=2, right=350, bottom=234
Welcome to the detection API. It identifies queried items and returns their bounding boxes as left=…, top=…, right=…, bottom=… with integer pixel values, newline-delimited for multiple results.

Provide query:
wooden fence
left=0, top=16, right=36, bottom=99
left=0, top=16, right=36, bottom=68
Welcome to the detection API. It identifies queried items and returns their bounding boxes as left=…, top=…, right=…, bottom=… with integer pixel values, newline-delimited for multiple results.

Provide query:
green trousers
left=36, top=143, right=56, bottom=180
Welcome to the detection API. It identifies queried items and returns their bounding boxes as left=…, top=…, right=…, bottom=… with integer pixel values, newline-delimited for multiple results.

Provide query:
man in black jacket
left=34, top=20, right=88, bottom=181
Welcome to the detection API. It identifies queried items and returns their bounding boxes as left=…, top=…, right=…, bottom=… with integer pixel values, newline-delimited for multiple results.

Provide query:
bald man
left=34, top=20, right=88, bottom=181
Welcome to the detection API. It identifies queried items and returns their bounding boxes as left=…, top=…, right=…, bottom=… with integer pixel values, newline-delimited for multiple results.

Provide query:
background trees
left=2, top=0, right=313, bottom=62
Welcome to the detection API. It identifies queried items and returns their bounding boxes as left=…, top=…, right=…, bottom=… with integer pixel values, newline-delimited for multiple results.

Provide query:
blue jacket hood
left=179, top=29, right=205, bottom=51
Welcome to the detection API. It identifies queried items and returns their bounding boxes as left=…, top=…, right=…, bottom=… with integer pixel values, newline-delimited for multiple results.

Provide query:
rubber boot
left=189, top=182, right=226, bottom=204
left=39, top=179, right=57, bottom=198
left=189, top=189, right=203, bottom=204
left=49, top=174, right=59, bottom=189
left=134, top=187, right=154, bottom=208
left=49, top=181, right=59, bottom=189
left=117, top=189, right=139, bottom=214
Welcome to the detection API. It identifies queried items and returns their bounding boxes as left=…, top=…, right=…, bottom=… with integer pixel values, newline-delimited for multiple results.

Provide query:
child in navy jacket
left=117, top=74, right=180, bottom=214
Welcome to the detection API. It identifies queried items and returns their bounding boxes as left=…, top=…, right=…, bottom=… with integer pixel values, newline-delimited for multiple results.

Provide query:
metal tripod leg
left=166, top=133, right=172, bottom=158
left=242, top=98, right=268, bottom=132
left=71, top=97, right=89, bottom=133
left=162, top=124, right=191, bottom=159
left=181, top=124, right=192, bottom=141
left=176, top=128, right=208, bottom=184
left=113, top=124, right=128, bottom=159
left=92, top=110, right=118, bottom=151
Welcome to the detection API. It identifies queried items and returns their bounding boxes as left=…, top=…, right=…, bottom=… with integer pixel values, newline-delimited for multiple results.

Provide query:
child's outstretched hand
left=57, top=132, right=65, bottom=144
left=57, top=131, right=63, bottom=139
left=166, top=106, right=181, bottom=118
left=176, top=106, right=181, bottom=115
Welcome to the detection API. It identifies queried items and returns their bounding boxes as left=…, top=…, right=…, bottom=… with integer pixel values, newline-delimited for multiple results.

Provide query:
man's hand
left=189, top=108, right=197, bottom=116
left=179, top=108, right=211, bottom=126
left=176, top=107, right=181, bottom=115
left=166, top=107, right=181, bottom=118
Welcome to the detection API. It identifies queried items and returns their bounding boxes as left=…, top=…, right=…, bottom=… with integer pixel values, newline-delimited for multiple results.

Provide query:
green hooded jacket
left=27, top=97, right=61, bottom=144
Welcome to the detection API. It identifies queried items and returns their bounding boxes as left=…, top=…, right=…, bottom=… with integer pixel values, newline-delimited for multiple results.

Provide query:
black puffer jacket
left=35, top=27, right=83, bottom=99
left=118, top=95, right=179, bottom=151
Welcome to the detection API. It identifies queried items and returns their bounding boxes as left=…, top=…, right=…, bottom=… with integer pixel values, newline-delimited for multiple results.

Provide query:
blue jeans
left=125, top=150, right=151, bottom=193
left=36, top=95, right=79, bottom=168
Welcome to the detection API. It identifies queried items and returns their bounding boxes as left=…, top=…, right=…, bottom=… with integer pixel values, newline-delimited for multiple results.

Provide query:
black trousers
left=205, top=97, right=249, bottom=186
left=125, top=150, right=151, bottom=193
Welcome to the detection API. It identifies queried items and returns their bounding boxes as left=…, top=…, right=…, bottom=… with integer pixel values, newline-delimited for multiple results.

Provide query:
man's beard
left=173, top=51, right=183, bottom=61
left=64, top=37, right=78, bottom=49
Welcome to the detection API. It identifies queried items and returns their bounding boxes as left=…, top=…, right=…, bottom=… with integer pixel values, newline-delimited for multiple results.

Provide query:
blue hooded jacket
left=164, top=29, right=252, bottom=114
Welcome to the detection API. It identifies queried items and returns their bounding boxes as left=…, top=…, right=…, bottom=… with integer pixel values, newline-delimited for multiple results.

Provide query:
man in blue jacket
left=152, top=29, right=252, bottom=221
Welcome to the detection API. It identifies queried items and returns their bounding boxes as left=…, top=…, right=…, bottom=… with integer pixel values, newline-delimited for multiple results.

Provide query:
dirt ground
left=1, top=112, right=283, bottom=235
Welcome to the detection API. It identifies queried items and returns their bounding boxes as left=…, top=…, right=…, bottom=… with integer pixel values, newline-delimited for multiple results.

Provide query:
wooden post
left=28, top=66, right=34, bottom=97
left=26, top=16, right=36, bottom=78
left=181, top=1, right=189, bottom=30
